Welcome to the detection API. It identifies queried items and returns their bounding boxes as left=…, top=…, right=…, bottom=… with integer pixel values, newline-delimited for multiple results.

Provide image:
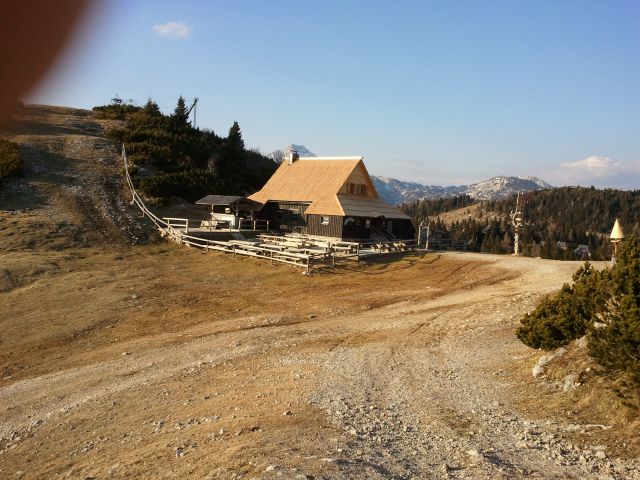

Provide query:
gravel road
left=2, top=251, right=638, bottom=479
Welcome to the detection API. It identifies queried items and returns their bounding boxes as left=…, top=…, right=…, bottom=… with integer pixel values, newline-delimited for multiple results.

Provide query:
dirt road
left=1, top=247, right=637, bottom=479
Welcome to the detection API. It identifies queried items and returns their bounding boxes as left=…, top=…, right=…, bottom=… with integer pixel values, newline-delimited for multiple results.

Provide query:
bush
left=93, top=103, right=141, bottom=120
left=516, top=262, right=604, bottom=349
left=517, top=237, right=640, bottom=385
left=138, top=169, right=218, bottom=201
left=0, top=139, right=22, bottom=179
left=588, top=237, right=640, bottom=383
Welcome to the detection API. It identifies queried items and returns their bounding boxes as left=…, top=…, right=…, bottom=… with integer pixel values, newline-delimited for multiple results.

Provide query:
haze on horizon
left=27, top=0, right=640, bottom=190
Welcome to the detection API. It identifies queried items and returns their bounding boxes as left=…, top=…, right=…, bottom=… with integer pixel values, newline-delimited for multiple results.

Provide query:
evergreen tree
left=172, top=96, right=190, bottom=129
left=143, top=99, right=162, bottom=116
left=226, top=121, right=245, bottom=151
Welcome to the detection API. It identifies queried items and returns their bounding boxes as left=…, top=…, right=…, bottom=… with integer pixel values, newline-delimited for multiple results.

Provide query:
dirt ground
left=1, top=106, right=638, bottom=479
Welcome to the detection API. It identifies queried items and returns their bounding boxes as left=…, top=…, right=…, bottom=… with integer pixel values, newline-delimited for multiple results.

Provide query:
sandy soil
left=1, top=106, right=638, bottom=479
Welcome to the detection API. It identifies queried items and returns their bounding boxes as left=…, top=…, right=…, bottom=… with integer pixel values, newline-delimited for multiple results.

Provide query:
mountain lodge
left=247, top=151, right=414, bottom=241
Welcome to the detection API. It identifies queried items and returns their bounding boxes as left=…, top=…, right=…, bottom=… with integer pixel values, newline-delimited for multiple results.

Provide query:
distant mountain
left=268, top=144, right=317, bottom=163
left=372, top=175, right=552, bottom=205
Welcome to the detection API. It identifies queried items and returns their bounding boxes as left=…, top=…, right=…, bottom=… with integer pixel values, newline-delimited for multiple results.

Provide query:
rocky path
left=0, top=251, right=637, bottom=479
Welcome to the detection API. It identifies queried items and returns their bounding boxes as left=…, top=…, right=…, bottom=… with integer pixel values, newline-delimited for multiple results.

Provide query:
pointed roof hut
left=610, top=218, right=624, bottom=241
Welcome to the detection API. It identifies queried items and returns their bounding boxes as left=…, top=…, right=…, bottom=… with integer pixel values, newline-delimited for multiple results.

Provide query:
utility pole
left=186, top=97, right=199, bottom=128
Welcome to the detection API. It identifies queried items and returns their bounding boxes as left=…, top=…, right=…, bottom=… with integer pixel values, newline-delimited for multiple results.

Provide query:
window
left=360, top=185, right=367, bottom=195
left=321, top=216, right=330, bottom=225
left=349, top=183, right=355, bottom=194
left=365, top=219, right=371, bottom=228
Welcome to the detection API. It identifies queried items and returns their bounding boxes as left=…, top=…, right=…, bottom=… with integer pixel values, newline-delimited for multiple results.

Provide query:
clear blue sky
left=29, top=0, right=640, bottom=189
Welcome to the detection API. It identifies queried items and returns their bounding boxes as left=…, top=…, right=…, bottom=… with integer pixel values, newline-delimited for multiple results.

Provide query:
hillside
left=404, top=188, right=640, bottom=259
left=0, top=104, right=152, bottom=252
left=1, top=107, right=639, bottom=479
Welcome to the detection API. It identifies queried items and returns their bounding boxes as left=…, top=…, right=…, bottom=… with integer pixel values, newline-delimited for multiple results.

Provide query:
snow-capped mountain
left=462, top=176, right=553, bottom=201
left=268, top=144, right=317, bottom=163
left=371, top=176, right=552, bottom=205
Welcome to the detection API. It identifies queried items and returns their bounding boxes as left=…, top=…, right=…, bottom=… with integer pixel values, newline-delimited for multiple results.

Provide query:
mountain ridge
left=372, top=175, right=553, bottom=205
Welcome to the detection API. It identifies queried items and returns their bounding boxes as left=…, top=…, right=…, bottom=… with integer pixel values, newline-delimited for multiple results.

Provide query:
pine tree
left=227, top=121, right=245, bottom=151
left=143, top=99, right=161, bottom=116
left=172, top=96, right=190, bottom=129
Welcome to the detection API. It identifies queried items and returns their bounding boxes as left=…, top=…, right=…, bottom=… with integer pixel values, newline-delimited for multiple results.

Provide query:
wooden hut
left=248, top=153, right=414, bottom=240
left=195, top=195, right=262, bottom=229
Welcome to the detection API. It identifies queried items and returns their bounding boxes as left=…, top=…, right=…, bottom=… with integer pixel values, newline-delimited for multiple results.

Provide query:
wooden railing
left=238, top=219, right=270, bottom=231
left=163, top=217, right=189, bottom=233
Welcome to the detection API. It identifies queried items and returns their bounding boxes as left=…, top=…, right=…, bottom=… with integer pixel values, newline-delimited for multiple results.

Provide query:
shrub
left=516, top=262, right=604, bottom=349
left=138, top=169, right=218, bottom=201
left=93, top=103, right=141, bottom=120
left=517, top=237, right=640, bottom=385
left=0, top=139, right=22, bottom=179
left=588, top=237, right=640, bottom=383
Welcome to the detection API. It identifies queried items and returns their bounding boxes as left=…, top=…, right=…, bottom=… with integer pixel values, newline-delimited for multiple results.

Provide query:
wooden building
left=195, top=195, right=261, bottom=228
left=248, top=153, right=414, bottom=240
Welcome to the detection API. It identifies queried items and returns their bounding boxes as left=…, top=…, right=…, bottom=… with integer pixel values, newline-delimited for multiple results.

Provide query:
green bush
left=517, top=237, right=640, bottom=385
left=93, top=103, right=141, bottom=120
left=516, top=263, right=603, bottom=349
left=138, top=169, right=218, bottom=201
left=0, top=139, right=22, bottom=179
left=588, top=238, right=640, bottom=383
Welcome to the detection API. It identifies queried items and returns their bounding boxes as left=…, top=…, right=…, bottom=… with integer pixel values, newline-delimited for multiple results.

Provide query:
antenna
left=510, top=191, right=527, bottom=255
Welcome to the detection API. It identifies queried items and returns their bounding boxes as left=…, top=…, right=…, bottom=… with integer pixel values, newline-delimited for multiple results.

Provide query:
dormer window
left=360, top=185, right=367, bottom=195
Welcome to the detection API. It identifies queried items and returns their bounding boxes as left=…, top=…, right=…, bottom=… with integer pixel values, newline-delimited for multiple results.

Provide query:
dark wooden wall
left=304, top=214, right=343, bottom=238
left=257, top=201, right=415, bottom=240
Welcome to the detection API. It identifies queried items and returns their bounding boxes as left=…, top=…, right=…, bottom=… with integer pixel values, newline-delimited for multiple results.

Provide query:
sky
left=28, top=0, right=640, bottom=189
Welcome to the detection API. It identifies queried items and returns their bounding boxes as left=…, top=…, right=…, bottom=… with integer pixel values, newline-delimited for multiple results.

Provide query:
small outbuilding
left=195, top=195, right=262, bottom=229
left=248, top=152, right=414, bottom=240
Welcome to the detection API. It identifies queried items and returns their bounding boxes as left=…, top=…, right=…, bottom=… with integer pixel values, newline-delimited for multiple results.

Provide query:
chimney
left=287, top=148, right=299, bottom=165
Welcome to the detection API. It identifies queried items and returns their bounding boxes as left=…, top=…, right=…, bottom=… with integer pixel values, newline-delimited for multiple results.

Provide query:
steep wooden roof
left=249, top=157, right=409, bottom=219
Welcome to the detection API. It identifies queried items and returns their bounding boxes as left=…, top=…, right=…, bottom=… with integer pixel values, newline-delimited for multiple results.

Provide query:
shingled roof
left=248, top=157, right=409, bottom=219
